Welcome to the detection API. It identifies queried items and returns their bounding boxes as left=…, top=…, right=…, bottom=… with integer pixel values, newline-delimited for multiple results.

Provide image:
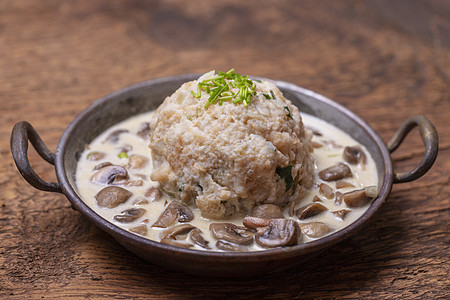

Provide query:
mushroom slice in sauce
left=103, top=129, right=128, bottom=143
left=136, top=122, right=151, bottom=140
left=243, top=216, right=271, bottom=230
left=332, top=209, right=351, bottom=220
left=216, top=240, right=248, bottom=252
left=160, top=239, right=193, bottom=248
left=129, top=224, right=147, bottom=235
left=152, top=201, right=194, bottom=228
left=127, top=154, right=149, bottom=169
left=160, top=224, right=196, bottom=240
left=336, top=181, right=355, bottom=189
left=95, top=186, right=132, bottom=208
left=145, top=187, right=162, bottom=202
left=86, top=151, right=105, bottom=161
left=299, top=222, right=333, bottom=238
left=318, top=163, right=352, bottom=181
left=342, top=189, right=372, bottom=208
left=296, top=203, right=328, bottom=220
left=251, top=204, right=284, bottom=219
left=90, top=165, right=129, bottom=185
left=113, top=208, right=146, bottom=223
left=343, top=146, right=367, bottom=167
left=93, top=161, right=112, bottom=171
left=255, top=219, right=299, bottom=248
left=189, top=229, right=210, bottom=249
left=319, top=183, right=334, bottom=199
left=210, top=223, right=254, bottom=245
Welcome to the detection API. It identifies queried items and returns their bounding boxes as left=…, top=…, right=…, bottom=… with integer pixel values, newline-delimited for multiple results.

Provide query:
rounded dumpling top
left=149, top=70, right=315, bottom=219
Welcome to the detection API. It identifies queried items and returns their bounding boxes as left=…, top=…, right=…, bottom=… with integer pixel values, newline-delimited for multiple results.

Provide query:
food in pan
left=75, top=70, right=378, bottom=252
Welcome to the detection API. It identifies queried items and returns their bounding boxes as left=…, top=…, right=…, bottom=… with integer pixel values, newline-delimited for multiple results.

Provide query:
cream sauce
left=75, top=111, right=378, bottom=251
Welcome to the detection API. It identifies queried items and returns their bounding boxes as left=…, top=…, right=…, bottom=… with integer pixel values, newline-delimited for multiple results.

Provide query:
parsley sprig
left=192, top=69, right=257, bottom=108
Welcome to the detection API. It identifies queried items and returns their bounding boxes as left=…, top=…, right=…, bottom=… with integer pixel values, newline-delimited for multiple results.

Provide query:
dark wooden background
left=1, top=0, right=449, bottom=298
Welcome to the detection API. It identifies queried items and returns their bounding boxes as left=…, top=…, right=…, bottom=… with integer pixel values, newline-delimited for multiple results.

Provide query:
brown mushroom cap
left=95, top=186, right=132, bottom=208
left=136, top=122, right=151, bottom=140
left=145, top=187, right=162, bottom=202
left=90, top=165, right=129, bottom=185
left=251, top=204, right=284, bottom=219
left=319, top=183, right=334, bottom=199
left=86, top=151, right=105, bottom=161
left=318, top=163, right=352, bottom=181
left=189, top=228, right=210, bottom=249
left=160, top=224, right=196, bottom=240
left=343, top=189, right=371, bottom=207
left=103, top=129, right=128, bottom=143
left=255, top=219, right=300, bottom=248
left=343, top=146, right=367, bottom=166
left=113, top=208, right=146, bottom=223
left=152, top=201, right=194, bottom=228
left=216, top=240, right=248, bottom=252
left=296, top=203, right=328, bottom=220
left=210, top=223, right=254, bottom=245
left=243, top=216, right=271, bottom=230
left=299, top=222, right=332, bottom=238
left=127, top=154, right=149, bottom=170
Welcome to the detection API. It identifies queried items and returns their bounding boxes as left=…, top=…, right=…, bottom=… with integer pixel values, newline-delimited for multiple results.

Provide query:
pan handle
left=10, top=121, right=62, bottom=193
left=387, top=115, right=438, bottom=183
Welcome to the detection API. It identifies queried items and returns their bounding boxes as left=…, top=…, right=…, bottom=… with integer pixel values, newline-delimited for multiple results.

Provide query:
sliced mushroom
left=86, top=151, right=105, bottom=161
left=129, top=224, right=147, bottom=235
left=216, top=240, right=248, bottom=252
left=336, top=181, right=355, bottom=189
left=119, top=144, right=133, bottom=153
left=90, top=165, right=128, bottom=185
left=312, top=141, right=323, bottom=148
left=299, top=222, right=332, bottom=238
left=251, top=204, right=284, bottom=219
left=160, top=239, right=193, bottom=248
left=255, top=219, right=299, bottom=248
left=332, top=209, right=351, bottom=220
left=93, top=161, right=112, bottom=171
left=313, top=195, right=322, bottom=202
left=243, top=216, right=271, bottom=230
left=95, top=186, right=132, bottom=208
left=128, top=154, right=149, bottom=169
left=190, top=229, right=210, bottom=249
left=114, top=208, right=146, bottom=223
left=296, top=203, right=328, bottom=220
left=160, top=224, right=196, bottom=240
left=343, top=146, right=367, bottom=168
left=319, top=163, right=352, bottom=181
left=335, top=191, right=343, bottom=205
left=103, top=129, right=128, bottom=143
left=152, top=201, right=194, bottom=228
left=343, top=189, right=372, bottom=208
left=210, top=223, right=254, bottom=245
left=319, top=183, right=334, bottom=199
left=137, top=122, right=151, bottom=140
left=133, top=197, right=149, bottom=205
left=124, top=179, right=144, bottom=187
left=145, top=187, right=162, bottom=202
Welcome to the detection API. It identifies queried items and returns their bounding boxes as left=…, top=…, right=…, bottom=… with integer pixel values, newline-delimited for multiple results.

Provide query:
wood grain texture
left=1, top=0, right=449, bottom=298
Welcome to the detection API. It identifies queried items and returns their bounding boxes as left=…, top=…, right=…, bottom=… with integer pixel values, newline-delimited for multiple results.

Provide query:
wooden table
left=1, top=0, right=449, bottom=298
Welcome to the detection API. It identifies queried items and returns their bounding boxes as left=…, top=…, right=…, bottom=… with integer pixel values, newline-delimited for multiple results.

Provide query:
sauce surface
left=75, top=111, right=378, bottom=251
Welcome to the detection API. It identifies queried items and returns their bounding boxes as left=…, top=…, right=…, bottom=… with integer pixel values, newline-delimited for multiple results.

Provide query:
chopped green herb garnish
left=118, top=152, right=128, bottom=159
left=284, top=106, right=293, bottom=119
left=194, top=69, right=257, bottom=108
left=262, top=93, right=271, bottom=100
left=276, top=164, right=294, bottom=192
left=270, top=90, right=276, bottom=100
